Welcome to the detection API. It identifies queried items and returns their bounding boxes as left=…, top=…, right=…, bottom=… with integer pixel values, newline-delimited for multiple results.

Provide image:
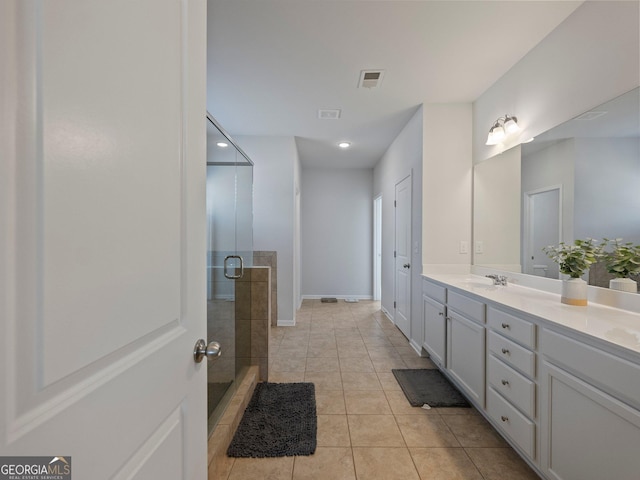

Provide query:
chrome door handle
left=194, top=339, right=222, bottom=363
left=403, top=263, right=410, bottom=269
left=224, top=255, right=244, bottom=279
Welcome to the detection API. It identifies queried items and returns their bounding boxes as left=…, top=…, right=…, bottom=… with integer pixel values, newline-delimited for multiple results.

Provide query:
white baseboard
left=301, top=294, right=373, bottom=300
left=381, top=306, right=393, bottom=322
left=277, top=319, right=296, bottom=327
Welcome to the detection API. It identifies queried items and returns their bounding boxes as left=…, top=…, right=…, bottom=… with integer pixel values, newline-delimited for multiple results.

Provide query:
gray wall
left=301, top=167, right=374, bottom=298
left=373, top=106, right=423, bottom=347
left=236, top=135, right=298, bottom=324
left=574, top=137, right=640, bottom=244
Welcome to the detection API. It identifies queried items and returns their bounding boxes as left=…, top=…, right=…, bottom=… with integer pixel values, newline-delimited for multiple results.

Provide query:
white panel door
left=446, top=312, right=485, bottom=407
left=1, top=1, right=207, bottom=478
left=394, top=175, right=412, bottom=338
left=422, top=296, right=446, bottom=368
left=524, top=187, right=561, bottom=278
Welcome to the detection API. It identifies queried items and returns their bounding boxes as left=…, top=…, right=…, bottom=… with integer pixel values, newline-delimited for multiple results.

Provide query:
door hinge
left=394, top=301, right=396, bottom=309
left=394, top=251, right=396, bottom=258
left=394, top=200, right=396, bottom=207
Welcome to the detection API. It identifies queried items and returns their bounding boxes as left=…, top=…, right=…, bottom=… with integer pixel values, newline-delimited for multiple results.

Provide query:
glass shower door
left=206, top=114, right=254, bottom=433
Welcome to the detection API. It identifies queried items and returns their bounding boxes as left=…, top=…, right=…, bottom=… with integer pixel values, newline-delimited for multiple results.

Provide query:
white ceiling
left=206, top=0, right=583, bottom=168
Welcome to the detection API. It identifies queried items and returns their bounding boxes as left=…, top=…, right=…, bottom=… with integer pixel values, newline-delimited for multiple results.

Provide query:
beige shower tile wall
left=235, top=266, right=271, bottom=381
left=253, top=251, right=277, bottom=326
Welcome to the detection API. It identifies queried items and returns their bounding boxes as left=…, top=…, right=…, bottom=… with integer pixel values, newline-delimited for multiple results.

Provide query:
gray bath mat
left=227, top=382, right=317, bottom=458
left=392, top=369, right=470, bottom=408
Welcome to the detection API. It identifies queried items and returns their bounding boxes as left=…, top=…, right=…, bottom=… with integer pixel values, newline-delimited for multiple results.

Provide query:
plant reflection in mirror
left=543, top=238, right=604, bottom=279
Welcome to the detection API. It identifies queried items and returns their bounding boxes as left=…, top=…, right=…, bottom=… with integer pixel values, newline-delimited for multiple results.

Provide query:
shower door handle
left=194, top=339, right=222, bottom=363
left=224, top=255, right=244, bottom=279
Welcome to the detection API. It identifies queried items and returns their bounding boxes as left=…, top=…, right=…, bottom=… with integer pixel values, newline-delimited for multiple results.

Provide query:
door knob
left=403, top=263, right=410, bottom=269
left=193, top=339, right=222, bottom=363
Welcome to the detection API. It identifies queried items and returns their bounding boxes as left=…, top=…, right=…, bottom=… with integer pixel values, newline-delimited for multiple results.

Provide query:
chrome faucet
left=486, top=274, right=508, bottom=286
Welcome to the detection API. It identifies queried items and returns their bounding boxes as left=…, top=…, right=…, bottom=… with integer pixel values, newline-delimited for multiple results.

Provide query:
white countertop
left=423, top=273, right=640, bottom=357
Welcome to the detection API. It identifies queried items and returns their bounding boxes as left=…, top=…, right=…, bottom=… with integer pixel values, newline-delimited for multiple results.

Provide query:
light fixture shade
left=486, top=114, right=520, bottom=145
left=486, top=122, right=505, bottom=145
left=485, top=131, right=497, bottom=146
left=503, top=115, right=520, bottom=134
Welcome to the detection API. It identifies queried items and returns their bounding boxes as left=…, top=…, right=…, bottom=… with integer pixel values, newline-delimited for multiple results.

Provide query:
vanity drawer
left=541, top=328, right=640, bottom=409
left=447, top=290, right=485, bottom=324
left=487, top=386, right=536, bottom=459
left=423, top=279, right=446, bottom=304
left=488, top=331, right=536, bottom=378
left=488, top=354, right=536, bottom=418
left=488, top=307, right=536, bottom=349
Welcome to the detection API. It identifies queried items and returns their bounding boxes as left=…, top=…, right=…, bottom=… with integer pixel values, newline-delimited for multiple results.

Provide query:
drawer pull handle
left=501, top=379, right=509, bottom=386
left=501, top=323, right=510, bottom=329
left=501, top=415, right=509, bottom=422
left=501, top=348, right=510, bottom=355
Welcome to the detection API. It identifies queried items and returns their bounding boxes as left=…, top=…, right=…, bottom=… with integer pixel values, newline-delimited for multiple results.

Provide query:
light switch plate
left=459, top=241, right=468, bottom=254
left=475, top=241, right=483, bottom=254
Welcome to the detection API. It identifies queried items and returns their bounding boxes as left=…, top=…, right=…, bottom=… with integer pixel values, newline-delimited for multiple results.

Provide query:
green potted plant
left=602, top=238, right=640, bottom=293
left=543, top=238, right=604, bottom=305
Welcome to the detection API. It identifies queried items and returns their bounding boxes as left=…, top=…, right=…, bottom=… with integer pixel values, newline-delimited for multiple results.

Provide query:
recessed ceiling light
left=216, top=142, right=228, bottom=148
left=338, top=142, right=351, bottom=149
left=523, top=137, right=535, bottom=143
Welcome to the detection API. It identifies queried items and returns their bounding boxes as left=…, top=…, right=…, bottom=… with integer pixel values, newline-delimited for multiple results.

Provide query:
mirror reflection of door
left=525, top=187, right=561, bottom=278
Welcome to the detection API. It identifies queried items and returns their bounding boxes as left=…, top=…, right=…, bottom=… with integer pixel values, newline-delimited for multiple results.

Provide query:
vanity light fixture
left=338, top=142, right=351, bottom=148
left=216, top=142, right=229, bottom=148
left=486, top=114, right=520, bottom=145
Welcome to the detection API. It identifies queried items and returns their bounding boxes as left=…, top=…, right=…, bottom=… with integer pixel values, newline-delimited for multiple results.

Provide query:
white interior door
left=394, top=175, right=412, bottom=338
left=524, top=187, right=561, bottom=278
left=373, top=195, right=382, bottom=302
left=1, top=1, right=207, bottom=478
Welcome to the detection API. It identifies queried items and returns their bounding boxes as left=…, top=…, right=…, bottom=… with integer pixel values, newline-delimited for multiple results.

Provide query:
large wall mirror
left=473, top=87, right=640, bottom=287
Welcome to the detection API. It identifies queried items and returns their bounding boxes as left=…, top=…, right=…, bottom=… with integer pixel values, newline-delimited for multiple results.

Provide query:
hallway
left=216, top=300, right=539, bottom=479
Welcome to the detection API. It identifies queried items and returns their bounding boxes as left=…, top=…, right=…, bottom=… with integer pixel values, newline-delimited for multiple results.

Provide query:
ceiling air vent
left=318, top=108, right=341, bottom=120
left=358, top=69, right=385, bottom=89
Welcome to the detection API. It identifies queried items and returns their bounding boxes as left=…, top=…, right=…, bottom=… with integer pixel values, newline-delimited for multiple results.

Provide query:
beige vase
left=609, top=277, right=638, bottom=293
left=561, top=278, right=588, bottom=306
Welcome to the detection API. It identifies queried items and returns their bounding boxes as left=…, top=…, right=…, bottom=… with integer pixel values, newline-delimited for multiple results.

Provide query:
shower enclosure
left=206, top=113, right=254, bottom=433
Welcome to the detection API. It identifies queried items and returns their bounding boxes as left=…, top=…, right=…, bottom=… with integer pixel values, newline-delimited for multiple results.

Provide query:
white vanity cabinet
left=485, top=306, right=537, bottom=461
left=422, top=280, right=447, bottom=368
left=421, top=273, right=640, bottom=480
left=422, top=279, right=487, bottom=407
left=539, top=329, right=640, bottom=480
left=446, top=290, right=486, bottom=408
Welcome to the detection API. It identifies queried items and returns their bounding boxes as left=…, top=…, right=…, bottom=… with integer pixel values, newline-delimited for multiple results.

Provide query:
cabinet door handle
left=438, top=312, right=444, bottom=316
left=501, top=379, right=509, bottom=386
left=501, top=415, right=509, bottom=422
left=501, top=348, right=510, bottom=355
left=501, top=323, right=510, bottom=329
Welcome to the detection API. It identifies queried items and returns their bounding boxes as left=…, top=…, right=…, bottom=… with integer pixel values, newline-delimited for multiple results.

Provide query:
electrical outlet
left=475, top=241, right=483, bottom=254
left=459, top=241, right=468, bottom=254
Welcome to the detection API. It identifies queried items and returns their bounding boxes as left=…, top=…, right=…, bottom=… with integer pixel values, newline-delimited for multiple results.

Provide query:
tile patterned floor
left=215, top=299, right=540, bottom=480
